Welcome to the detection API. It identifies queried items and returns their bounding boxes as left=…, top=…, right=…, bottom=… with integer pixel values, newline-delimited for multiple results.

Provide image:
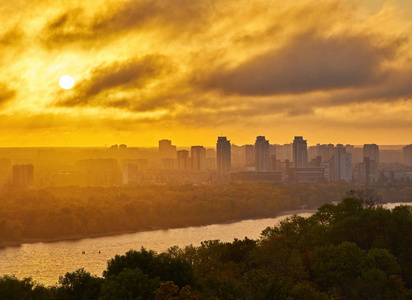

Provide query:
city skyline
left=3, top=136, right=412, bottom=188
left=2, top=0, right=412, bottom=147
left=2, top=0, right=412, bottom=294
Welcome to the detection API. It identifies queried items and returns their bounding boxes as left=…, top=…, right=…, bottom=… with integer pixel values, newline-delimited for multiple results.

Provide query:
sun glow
left=59, top=75, right=75, bottom=89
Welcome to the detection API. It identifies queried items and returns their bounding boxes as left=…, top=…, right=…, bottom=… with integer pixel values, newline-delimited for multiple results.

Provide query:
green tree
left=0, top=275, right=50, bottom=300
left=56, top=268, right=103, bottom=300
left=104, top=248, right=194, bottom=288
left=100, top=268, right=160, bottom=300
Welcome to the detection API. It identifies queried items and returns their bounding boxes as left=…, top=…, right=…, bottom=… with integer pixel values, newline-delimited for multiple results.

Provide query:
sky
left=1, top=0, right=412, bottom=147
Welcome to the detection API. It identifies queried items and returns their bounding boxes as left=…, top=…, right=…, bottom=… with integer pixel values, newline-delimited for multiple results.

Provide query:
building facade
left=255, top=136, right=270, bottom=172
left=159, top=139, right=177, bottom=159
left=177, top=150, right=190, bottom=170
left=216, top=137, right=231, bottom=176
left=363, top=144, right=380, bottom=184
left=13, top=164, right=34, bottom=188
left=191, top=146, right=206, bottom=172
left=293, top=136, right=307, bottom=168
left=403, top=144, right=412, bottom=166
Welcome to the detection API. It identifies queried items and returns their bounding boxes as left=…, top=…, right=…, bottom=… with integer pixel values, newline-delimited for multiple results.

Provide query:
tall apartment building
left=244, top=144, right=255, bottom=167
left=13, top=164, right=34, bottom=188
left=273, top=143, right=293, bottom=161
left=403, top=144, right=412, bottom=166
left=363, top=144, right=380, bottom=184
left=293, top=136, right=307, bottom=167
left=255, top=136, right=270, bottom=172
left=191, top=146, right=206, bottom=172
left=122, top=164, right=139, bottom=185
left=230, top=144, right=246, bottom=169
left=216, top=137, right=231, bottom=176
left=329, top=145, right=352, bottom=182
left=159, top=139, right=177, bottom=159
left=177, top=150, right=190, bottom=170
left=380, top=150, right=403, bottom=164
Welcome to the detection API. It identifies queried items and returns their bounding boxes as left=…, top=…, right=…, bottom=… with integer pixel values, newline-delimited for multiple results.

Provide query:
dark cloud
left=48, top=11, right=72, bottom=30
left=57, top=54, right=172, bottom=107
left=92, top=0, right=217, bottom=34
left=0, top=83, right=17, bottom=106
left=327, top=68, right=412, bottom=105
left=194, top=32, right=398, bottom=96
left=41, top=9, right=96, bottom=47
left=0, top=27, right=23, bottom=46
left=41, top=0, right=219, bottom=47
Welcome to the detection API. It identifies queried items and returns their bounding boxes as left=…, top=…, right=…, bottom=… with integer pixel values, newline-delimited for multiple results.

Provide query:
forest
left=1, top=192, right=411, bottom=299
left=1, top=182, right=412, bottom=245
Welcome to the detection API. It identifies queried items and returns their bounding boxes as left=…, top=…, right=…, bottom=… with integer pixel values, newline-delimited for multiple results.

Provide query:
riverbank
left=0, top=208, right=318, bottom=249
left=3, top=201, right=411, bottom=249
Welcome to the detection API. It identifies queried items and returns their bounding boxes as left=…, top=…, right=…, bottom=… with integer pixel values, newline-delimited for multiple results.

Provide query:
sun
left=59, top=75, right=75, bottom=89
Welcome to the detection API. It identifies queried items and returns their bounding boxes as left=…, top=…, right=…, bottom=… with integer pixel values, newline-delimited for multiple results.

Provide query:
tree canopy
left=1, top=192, right=412, bottom=299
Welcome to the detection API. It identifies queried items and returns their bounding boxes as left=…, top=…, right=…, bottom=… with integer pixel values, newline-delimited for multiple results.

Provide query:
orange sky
left=1, top=0, right=412, bottom=147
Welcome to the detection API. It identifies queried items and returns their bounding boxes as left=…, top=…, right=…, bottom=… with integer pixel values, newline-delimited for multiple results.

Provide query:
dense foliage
left=0, top=183, right=354, bottom=243
left=1, top=192, right=412, bottom=299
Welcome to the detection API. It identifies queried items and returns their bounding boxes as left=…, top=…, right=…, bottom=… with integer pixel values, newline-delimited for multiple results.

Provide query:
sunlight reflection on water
left=0, top=202, right=410, bottom=286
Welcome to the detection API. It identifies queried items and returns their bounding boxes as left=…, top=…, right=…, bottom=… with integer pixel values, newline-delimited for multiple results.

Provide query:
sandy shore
left=0, top=208, right=318, bottom=248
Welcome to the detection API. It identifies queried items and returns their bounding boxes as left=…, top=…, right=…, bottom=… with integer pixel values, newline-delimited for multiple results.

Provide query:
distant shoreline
left=2, top=203, right=410, bottom=249
left=0, top=208, right=318, bottom=249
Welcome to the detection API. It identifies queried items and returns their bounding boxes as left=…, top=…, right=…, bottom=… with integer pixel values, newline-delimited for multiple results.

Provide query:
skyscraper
left=159, top=139, right=177, bottom=159
left=191, top=146, right=206, bottom=172
left=244, top=144, right=255, bottom=167
left=13, top=164, right=34, bottom=188
left=403, top=144, right=412, bottom=166
left=255, top=136, right=270, bottom=172
left=177, top=150, right=190, bottom=170
left=217, top=137, right=231, bottom=176
left=293, top=136, right=307, bottom=168
left=330, top=146, right=352, bottom=182
left=363, top=144, right=379, bottom=164
left=363, top=144, right=379, bottom=184
left=122, top=164, right=139, bottom=185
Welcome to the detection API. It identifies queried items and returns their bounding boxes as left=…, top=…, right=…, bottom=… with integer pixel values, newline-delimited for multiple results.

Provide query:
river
left=0, top=202, right=410, bottom=286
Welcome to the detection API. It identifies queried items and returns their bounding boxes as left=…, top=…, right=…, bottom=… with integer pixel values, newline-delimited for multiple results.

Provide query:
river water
left=0, top=202, right=409, bottom=286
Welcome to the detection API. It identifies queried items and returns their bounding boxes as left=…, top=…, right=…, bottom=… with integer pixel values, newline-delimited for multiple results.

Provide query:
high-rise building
left=177, top=150, right=190, bottom=170
left=13, top=164, right=34, bottom=188
left=255, top=136, right=270, bottom=172
left=273, top=143, right=293, bottom=161
left=380, top=150, right=402, bottom=164
left=364, top=144, right=379, bottom=164
left=270, top=155, right=281, bottom=171
left=363, top=144, right=379, bottom=183
left=330, top=146, right=352, bottom=182
left=244, top=144, right=255, bottom=167
left=122, top=164, right=139, bottom=184
left=118, top=144, right=128, bottom=158
left=403, top=144, right=412, bottom=166
left=76, top=159, right=119, bottom=185
left=217, top=137, right=231, bottom=176
left=293, top=136, right=307, bottom=168
left=206, top=148, right=217, bottom=171
left=0, top=158, right=11, bottom=186
left=159, top=139, right=177, bottom=159
left=231, top=144, right=246, bottom=169
left=308, top=146, right=318, bottom=161
left=191, top=146, right=206, bottom=172
left=161, top=158, right=177, bottom=170
left=351, top=147, right=364, bottom=164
